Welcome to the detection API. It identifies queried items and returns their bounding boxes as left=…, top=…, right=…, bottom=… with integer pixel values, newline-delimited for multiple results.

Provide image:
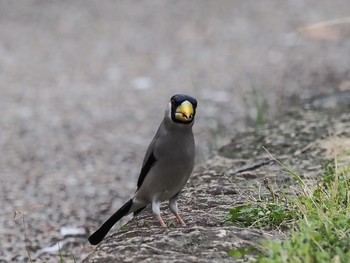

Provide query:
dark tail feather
left=89, top=198, right=133, bottom=245
left=133, top=206, right=146, bottom=216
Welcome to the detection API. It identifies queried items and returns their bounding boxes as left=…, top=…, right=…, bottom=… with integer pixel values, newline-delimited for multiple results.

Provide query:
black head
left=170, top=94, right=198, bottom=124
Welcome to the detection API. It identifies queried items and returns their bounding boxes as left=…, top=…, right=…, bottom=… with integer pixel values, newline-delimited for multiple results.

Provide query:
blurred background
left=0, top=0, right=349, bottom=261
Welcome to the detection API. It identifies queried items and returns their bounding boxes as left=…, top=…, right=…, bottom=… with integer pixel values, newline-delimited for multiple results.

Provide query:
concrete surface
left=0, top=0, right=349, bottom=262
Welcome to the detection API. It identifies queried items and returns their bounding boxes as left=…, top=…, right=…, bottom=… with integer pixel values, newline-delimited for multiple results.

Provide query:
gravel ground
left=0, top=1, right=349, bottom=262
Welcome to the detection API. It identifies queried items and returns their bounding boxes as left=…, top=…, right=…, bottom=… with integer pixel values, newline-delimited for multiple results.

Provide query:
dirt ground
left=0, top=1, right=349, bottom=262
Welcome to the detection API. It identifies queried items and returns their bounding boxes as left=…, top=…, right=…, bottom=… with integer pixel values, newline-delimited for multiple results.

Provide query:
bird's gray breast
left=137, top=129, right=195, bottom=202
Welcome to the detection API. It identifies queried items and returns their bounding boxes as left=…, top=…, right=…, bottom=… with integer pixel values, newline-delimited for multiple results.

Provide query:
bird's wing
left=136, top=122, right=164, bottom=190
left=136, top=150, right=156, bottom=190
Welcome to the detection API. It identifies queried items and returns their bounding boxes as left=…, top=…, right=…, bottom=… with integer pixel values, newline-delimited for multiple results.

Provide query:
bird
left=88, top=94, right=198, bottom=245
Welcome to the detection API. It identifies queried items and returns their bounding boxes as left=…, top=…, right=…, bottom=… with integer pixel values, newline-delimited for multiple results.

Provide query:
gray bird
left=89, top=94, right=197, bottom=245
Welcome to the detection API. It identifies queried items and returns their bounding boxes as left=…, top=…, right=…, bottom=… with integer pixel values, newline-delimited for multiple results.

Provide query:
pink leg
left=153, top=201, right=167, bottom=228
left=175, top=213, right=186, bottom=227
left=156, top=214, right=167, bottom=228
left=169, top=196, right=187, bottom=227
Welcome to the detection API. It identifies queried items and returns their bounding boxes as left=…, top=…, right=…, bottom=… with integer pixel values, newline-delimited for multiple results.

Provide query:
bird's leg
left=175, top=213, right=186, bottom=227
left=152, top=200, right=167, bottom=228
left=156, top=214, right=167, bottom=228
left=169, top=195, right=186, bottom=227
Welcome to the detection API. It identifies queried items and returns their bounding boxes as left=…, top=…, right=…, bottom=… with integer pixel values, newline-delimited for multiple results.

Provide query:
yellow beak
left=175, top=100, right=194, bottom=121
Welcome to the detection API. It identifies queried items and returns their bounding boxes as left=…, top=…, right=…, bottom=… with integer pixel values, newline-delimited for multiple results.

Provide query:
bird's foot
left=175, top=213, right=186, bottom=227
left=156, top=214, right=167, bottom=228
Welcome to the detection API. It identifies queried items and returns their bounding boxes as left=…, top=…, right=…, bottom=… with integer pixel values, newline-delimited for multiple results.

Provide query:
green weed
left=227, top=202, right=296, bottom=230
left=258, top=161, right=350, bottom=263
left=227, top=158, right=350, bottom=263
left=245, top=88, right=269, bottom=128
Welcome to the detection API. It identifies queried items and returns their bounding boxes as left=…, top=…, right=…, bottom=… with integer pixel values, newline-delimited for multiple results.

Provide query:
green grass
left=227, top=201, right=296, bottom=231
left=227, top=159, right=350, bottom=263
left=58, top=243, right=77, bottom=263
left=252, top=90, right=269, bottom=128
left=245, top=88, right=270, bottom=128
